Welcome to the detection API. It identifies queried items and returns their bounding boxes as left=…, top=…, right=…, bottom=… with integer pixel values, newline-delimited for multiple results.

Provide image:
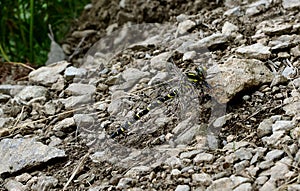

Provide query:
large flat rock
left=0, top=138, right=66, bottom=176
left=207, top=58, right=274, bottom=103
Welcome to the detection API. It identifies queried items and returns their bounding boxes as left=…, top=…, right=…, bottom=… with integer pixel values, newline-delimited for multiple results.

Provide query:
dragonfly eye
left=196, top=66, right=207, bottom=79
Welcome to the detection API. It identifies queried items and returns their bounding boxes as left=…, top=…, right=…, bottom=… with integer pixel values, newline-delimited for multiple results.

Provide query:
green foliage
left=0, top=0, right=90, bottom=65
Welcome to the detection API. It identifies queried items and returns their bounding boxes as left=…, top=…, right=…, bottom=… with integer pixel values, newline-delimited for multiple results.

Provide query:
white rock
left=175, top=185, right=190, bottom=191
left=233, top=183, right=252, bottom=191
left=183, top=51, right=196, bottom=61
left=16, top=86, right=48, bottom=101
left=192, top=173, right=212, bottom=186
left=171, top=169, right=181, bottom=177
left=261, top=131, right=285, bottom=146
left=125, top=166, right=151, bottom=178
left=207, top=58, right=273, bottom=103
left=260, top=180, right=276, bottom=191
left=194, top=153, right=214, bottom=163
left=65, top=83, right=96, bottom=96
left=270, top=162, right=289, bottom=181
left=29, top=61, right=69, bottom=86
left=288, top=184, right=300, bottom=191
left=257, top=118, right=273, bottom=138
left=282, top=0, right=300, bottom=9
left=230, top=175, right=250, bottom=187
left=207, top=177, right=233, bottom=191
left=222, top=21, right=239, bottom=36
left=265, top=149, right=284, bottom=161
left=177, top=20, right=196, bottom=35
left=259, top=160, right=274, bottom=170
left=236, top=43, right=271, bottom=60
left=272, top=120, right=294, bottom=132
left=234, top=148, right=253, bottom=160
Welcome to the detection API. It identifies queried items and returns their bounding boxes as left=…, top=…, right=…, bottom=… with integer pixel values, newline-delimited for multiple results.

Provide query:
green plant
left=0, top=0, right=90, bottom=66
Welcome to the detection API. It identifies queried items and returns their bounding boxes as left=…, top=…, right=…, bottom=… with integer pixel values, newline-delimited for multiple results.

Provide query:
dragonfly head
left=196, top=66, right=207, bottom=80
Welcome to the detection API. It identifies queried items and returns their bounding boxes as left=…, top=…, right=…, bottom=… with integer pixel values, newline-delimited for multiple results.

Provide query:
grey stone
left=262, top=23, right=293, bottom=36
left=236, top=43, right=271, bottom=60
left=223, top=141, right=249, bottom=151
left=48, top=136, right=62, bottom=147
left=148, top=72, right=169, bottom=85
left=194, top=153, right=214, bottom=163
left=15, top=173, right=32, bottom=183
left=245, top=0, right=270, bottom=16
left=192, top=173, right=212, bottom=186
left=175, top=185, right=190, bottom=191
left=222, top=21, right=239, bottom=36
left=207, top=177, right=233, bottom=191
left=65, top=83, right=96, bottom=96
left=250, top=147, right=267, bottom=164
left=0, top=138, right=65, bottom=175
left=234, top=148, right=253, bottom=160
left=294, top=149, right=300, bottom=164
left=183, top=51, right=196, bottom=61
left=0, top=85, right=24, bottom=96
left=176, top=14, right=188, bottom=22
left=212, top=114, right=233, bottom=128
left=230, top=175, right=250, bottom=188
left=272, top=120, right=294, bottom=132
left=260, top=180, right=276, bottom=191
left=282, top=0, right=300, bottom=9
left=207, top=58, right=273, bottom=103
left=255, top=176, right=268, bottom=185
left=291, top=46, right=300, bottom=57
left=224, top=7, right=241, bottom=16
left=257, top=118, right=273, bottom=138
left=291, top=77, right=300, bottom=88
left=29, top=61, right=69, bottom=86
left=59, top=94, right=93, bottom=109
left=270, top=161, right=290, bottom=181
left=246, top=165, right=259, bottom=177
left=116, top=177, right=132, bottom=190
left=206, top=134, right=219, bottom=150
left=44, top=101, right=56, bottom=115
left=265, top=149, right=284, bottom=161
left=175, top=124, right=204, bottom=145
left=288, top=184, right=300, bottom=191
left=72, top=30, right=97, bottom=38
left=262, top=131, right=285, bottom=146
left=73, top=114, right=95, bottom=128
left=53, top=117, right=76, bottom=132
left=16, top=86, right=48, bottom=101
left=270, top=75, right=288, bottom=87
left=233, top=183, right=252, bottom=191
left=283, top=100, right=300, bottom=116
left=188, top=33, right=228, bottom=51
left=269, top=34, right=300, bottom=51
left=4, top=179, right=25, bottom=191
left=180, top=150, right=202, bottom=159
left=282, top=66, right=298, bottom=78
left=165, top=156, right=182, bottom=168
left=64, top=66, right=87, bottom=79
left=234, top=160, right=249, bottom=173
left=125, top=166, right=151, bottom=178
left=177, top=20, right=196, bottom=35
left=122, top=68, right=149, bottom=83
left=259, top=160, right=274, bottom=169
left=171, top=169, right=181, bottom=177
left=31, top=175, right=58, bottom=191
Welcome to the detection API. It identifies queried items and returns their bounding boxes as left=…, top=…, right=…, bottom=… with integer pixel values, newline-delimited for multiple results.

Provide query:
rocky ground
left=1, top=0, right=300, bottom=190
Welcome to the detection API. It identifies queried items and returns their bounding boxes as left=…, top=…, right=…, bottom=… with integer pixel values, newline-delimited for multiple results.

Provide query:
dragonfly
left=110, top=63, right=209, bottom=139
